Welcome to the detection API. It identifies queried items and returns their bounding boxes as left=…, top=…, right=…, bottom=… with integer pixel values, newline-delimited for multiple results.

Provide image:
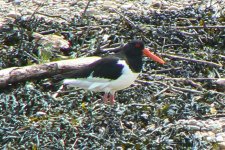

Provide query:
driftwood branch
left=0, top=57, right=100, bottom=89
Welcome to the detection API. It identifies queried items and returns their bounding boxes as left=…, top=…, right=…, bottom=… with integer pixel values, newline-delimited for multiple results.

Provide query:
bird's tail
left=53, top=70, right=75, bottom=82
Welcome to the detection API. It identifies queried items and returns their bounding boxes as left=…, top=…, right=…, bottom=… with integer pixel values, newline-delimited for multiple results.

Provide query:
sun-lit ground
left=0, top=0, right=224, bottom=149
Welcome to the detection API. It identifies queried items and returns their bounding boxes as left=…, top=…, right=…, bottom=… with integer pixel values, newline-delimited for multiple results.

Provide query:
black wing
left=54, top=57, right=124, bottom=81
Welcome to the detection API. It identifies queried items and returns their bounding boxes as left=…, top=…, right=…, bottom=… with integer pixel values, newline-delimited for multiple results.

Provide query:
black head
left=123, top=40, right=145, bottom=57
left=119, top=40, right=165, bottom=72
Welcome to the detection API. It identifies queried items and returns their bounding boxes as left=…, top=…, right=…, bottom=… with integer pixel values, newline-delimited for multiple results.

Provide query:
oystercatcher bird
left=55, top=40, right=165, bottom=104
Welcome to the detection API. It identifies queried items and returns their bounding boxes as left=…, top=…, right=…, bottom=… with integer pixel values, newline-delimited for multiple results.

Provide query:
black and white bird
left=55, top=40, right=165, bottom=104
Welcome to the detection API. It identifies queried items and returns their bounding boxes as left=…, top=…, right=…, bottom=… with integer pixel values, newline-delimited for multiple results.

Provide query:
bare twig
left=146, top=67, right=182, bottom=74
left=29, top=1, right=45, bottom=20
left=76, top=25, right=112, bottom=30
left=174, top=26, right=225, bottom=30
left=202, top=113, right=225, bottom=119
left=110, top=8, right=140, bottom=30
left=163, top=77, right=223, bottom=82
left=185, top=19, right=203, bottom=44
left=171, top=86, right=202, bottom=94
left=36, top=12, right=68, bottom=21
left=109, top=8, right=151, bottom=44
left=162, top=53, right=223, bottom=68
left=154, top=86, right=170, bottom=97
left=219, top=54, right=225, bottom=60
left=138, top=79, right=202, bottom=93
left=128, top=103, right=155, bottom=107
left=207, top=90, right=225, bottom=96
left=80, top=0, right=92, bottom=22
left=136, top=79, right=225, bottom=96
left=39, top=29, right=56, bottom=35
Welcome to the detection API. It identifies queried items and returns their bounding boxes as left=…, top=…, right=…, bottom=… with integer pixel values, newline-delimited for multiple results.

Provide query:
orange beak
left=143, top=48, right=165, bottom=64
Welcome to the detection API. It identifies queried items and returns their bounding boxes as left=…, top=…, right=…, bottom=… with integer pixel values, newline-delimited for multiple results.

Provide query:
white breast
left=106, top=60, right=139, bottom=92
left=63, top=60, right=139, bottom=94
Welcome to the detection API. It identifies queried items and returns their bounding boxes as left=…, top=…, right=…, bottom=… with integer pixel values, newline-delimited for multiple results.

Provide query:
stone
left=218, top=142, right=225, bottom=149
left=58, top=7, right=70, bottom=12
left=167, top=6, right=180, bottom=11
left=7, top=11, right=21, bottom=19
left=216, top=135, right=224, bottom=142
left=206, top=136, right=216, bottom=142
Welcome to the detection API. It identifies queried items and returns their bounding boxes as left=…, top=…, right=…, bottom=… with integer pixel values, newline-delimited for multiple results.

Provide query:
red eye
left=135, top=43, right=141, bottom=48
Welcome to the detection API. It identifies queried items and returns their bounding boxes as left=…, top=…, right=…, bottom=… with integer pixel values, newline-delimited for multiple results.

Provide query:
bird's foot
left=109, top=94, right=115, bottom=105
left=102, top=93, right=115, bottom=105
left=103, top=93, right=109, bottom=104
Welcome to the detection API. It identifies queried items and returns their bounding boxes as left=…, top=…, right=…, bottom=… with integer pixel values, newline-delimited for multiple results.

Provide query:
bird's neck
left=115, top=51, right=143, bottom=73
left=126, top=56, right=143, bottom=73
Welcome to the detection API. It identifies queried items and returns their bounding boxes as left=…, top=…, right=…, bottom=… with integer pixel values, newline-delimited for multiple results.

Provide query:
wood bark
left=0, top=57, right=101, bottom=89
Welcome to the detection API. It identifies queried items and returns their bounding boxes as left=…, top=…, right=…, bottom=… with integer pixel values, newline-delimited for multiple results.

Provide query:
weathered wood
left=0, top=57, right=101, bottom=88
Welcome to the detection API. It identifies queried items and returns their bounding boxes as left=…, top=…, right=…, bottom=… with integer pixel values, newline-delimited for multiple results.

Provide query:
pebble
left=187, top=125, right=201, bottom=130
left=151, top=1, right=161, bottom=8
left=206, top=124, right=222, bottom=132
left=188, top=119, right=198, bottom=125
left=98, top=127, right=105, bottom=134
left=14, top=0, right=21, bottom=5
left=144, top=0, right=152, bottom=4
left=77, top=1, right=85, bottom=7
left=7, top=11, right=21, bottom=19
left=215, top=78, right=225, bottom=91
left=121, top=4, right=137, bottom=10
left=21, top=15, right=30, bottom=21
left=26, top=10, right=34, bottom=15
left=218, top=142, right=225, bottom=148
left=140, top=129, right=146, bottom=134
left=161, top=1, right=169, bottom=6
left=216, top=135, right=224, bottom=142
left=176, top=119, right=186, bottom=125
left=102, top=1, right=117, bottom=10
left=32, top=0, right=43, bottom=5
left=36, top=111, right=46, bottom=116
left=86, top=8, right=100, bottom=16
left=58, top=7, right=69, bottom=12
left=32, top=33, right=70, bottom=49
left=206, top=136, right=215, bottom=142
left=167, top=6, right=180, bottom=11
left=216, top=133, right=225, bottom=139
left=195, top=121, right=205, bottom=127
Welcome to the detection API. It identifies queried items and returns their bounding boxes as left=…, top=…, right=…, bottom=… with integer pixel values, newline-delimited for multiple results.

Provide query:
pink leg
left=103, top=93, right=109, bottom=104
left=109, top=93, right=115, bottom=105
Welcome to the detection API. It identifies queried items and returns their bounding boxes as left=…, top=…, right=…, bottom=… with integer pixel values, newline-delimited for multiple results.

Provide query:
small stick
left=136, top=79, right=200, bottom=93
left=128, top=103, right=155, bottom=107
left=171, top=86, right=202, bottom=94
left=109, top=8, right=143, bottom=32
left=80, top=0, right=92, bottom=22
left=39, top=29, right=56, bottom=35
left=162, top=53, right=223, bottom=68
left=154, top=87, right=170, bottom=97
left=185, top=19, right=203, bottom=44
left=163, top=77, right=223, bottom=82
left=36, top=12, right=68, bottom=21
left=219, top=54, right=225, bottom=60
left=202, top=113, right=225, bottom=119
left=136, top=79, right=225, bottom=96
left=174, top=26, right=225, bottom=30
left=76, top=25, right=112, bottom=30
left=146, top=67, right=182, bottom=74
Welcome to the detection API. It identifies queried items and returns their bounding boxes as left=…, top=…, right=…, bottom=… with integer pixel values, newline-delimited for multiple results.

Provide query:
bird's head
left=123, top=40, right=165, bottom=64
